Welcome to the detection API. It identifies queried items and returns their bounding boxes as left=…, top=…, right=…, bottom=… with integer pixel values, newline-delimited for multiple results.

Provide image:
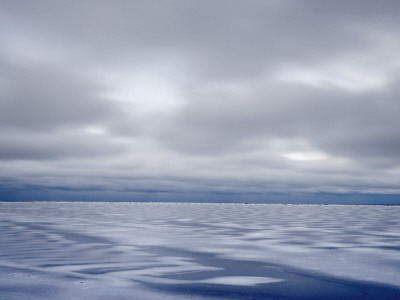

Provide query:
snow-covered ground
left=1, top=202, right=400, bottom=299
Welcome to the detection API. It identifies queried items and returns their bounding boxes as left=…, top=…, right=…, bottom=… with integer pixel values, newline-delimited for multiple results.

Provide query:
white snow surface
left=1, top=202, right=400, bottom=299
left=199, top=276, right=282, bottom=286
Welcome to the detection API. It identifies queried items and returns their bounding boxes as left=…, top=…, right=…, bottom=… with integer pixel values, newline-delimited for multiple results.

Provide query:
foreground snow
left=1, top=202, right=400, bottom=299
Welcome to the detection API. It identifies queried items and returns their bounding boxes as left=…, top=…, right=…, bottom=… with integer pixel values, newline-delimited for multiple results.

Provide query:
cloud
left=0, top=60, right=117, bottom=131
left=1, top=1, right=400, bottom=202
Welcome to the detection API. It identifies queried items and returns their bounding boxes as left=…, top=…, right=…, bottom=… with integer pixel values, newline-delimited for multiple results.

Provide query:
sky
left=1, top=0, right=400, bottom=203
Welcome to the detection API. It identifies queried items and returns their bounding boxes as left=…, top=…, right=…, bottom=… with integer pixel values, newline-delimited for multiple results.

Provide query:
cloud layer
left=1, top=1, right=400, bottom=202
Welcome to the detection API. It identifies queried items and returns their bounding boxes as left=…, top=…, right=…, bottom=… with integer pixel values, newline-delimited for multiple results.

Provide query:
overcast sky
left=1, top=0, right=400, bottom=203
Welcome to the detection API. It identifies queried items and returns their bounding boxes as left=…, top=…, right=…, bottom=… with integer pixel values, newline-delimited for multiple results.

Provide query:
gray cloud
left=1, top=0, right=400, bottom=201
left=159, top=78, right=400, bottom=163
left=0, top=129, right=128, bottom=160
left=0, top=1, right=382, bottom=76
left=0, top=60, right=116, bottom=131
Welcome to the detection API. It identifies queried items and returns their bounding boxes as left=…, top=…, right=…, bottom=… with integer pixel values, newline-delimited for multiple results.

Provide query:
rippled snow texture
left=1, top=202, right=400, bottom=299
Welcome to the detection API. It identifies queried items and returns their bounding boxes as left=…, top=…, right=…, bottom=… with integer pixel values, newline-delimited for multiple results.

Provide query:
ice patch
left=198, top=276, right=283, bottom=286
